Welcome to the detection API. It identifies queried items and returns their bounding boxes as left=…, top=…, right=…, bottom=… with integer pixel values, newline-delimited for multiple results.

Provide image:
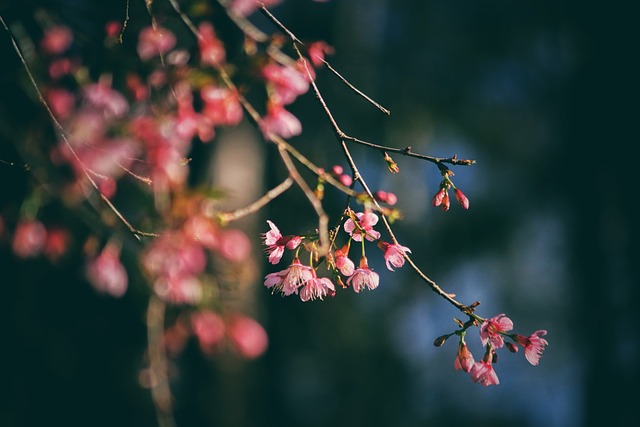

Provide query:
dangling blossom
left=83, top=77, right=129, bottom=119
left=479, top=313, right=514, bottom=349
left=299, top=273, right=336, bottom=302
left=200, top=86, right=243, bottom=127
left=344, top=211, right=380, bottom=242
left=513, top=330, right=548, bottom=366
left=229, top=0, right=281, bottom=17
left=226, top=314, right=268, bottom=359
left=469, top=357, right=500, bottom=386
left=262, top=220, right=302, bottom=265
left=454, top=188, right=470, bottom=209
left=197, top=22, right=225, bottom=67
left=41, top=26, right=73, bottom=55
left=307, top=41, right=334, bottom=68
left=334, top=244, right=355, bottom=276
left=378, top=241, right=411, bottom=271
left=259, top=102, right=302, bottom=141
left=347, top=257, right=379, bottom=293
left=262, top=62, right=310, bottom=105
left=12, top=219, right=47, bottom=258
left=137, top=26, right=176, bottom=61
left=191, top=310, right=225, bottom=355
left=264, top=258, right=314, bottom=296
left=85, top=242, right=128, bottom=297
left=454, top=341, right=475, bottom=373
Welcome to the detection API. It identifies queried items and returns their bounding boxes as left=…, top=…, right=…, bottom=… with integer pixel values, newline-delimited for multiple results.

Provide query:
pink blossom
left=335, top=253, right=355, bottom=276
left=137, top=26, right=176, bottom=61
left=454, top=188, right=470, bottom=209
left=264, top=258, right=314, bottom=296
left=432, top=188, right=446, bottom=207
left=262, top=220, right=301, bottom=265
left=513, top=330, right=548, bottom=366
left=454, top=342, right=475, bottom=373
left=48, top=58, right=78, bottom=80
left=86, top=243, right=128, bottom=297
left=218, top=229, right=252, bottom=262
left=142, top=231, right=207, bottom=280
left=300, top=275, right=336, bottom=302
left=201, top=86, right=243, bottom=126
left=229, top=0, right=281, bottom=17
left=262, top=62, right=310, bottom=105
left=379, top=241, right=411, bottom=271
left=105, top=21, right=122, bottom=39
left=198, top=22, right=225, bottom=67
left=347, top=257, right=380, bottom=293
left=41, top=26, right=73, bottom=55
left=226, top=315, right=268, bottom=359
left=259, top=103, right=302, bottom=141
left=12, top=220, right=47, bottom=258
left=154, top=275, right=203, bottom=304
left=480, top=313, right=514, bottom=349
left=43, top=227, right=71, bottom=262
left=469, top=360, right=500, bottom=386
left=344, top=211, right=380, bottom=242
left=307, top=41, right=334, bottom=68
left=191, top=311, right=225, bottom=354
left=83, top=79, right=129, bottom=118
left=183, top=215, right=219, bottom=250
left=46, top=88, right=75, bottom=119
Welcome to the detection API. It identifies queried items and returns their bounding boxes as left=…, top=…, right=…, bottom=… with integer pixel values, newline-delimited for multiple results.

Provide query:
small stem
left=219, top=176, right=294, bottom=223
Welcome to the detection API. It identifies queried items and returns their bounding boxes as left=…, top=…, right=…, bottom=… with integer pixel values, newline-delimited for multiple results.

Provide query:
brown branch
left=219, top=176, right=294, bottom=223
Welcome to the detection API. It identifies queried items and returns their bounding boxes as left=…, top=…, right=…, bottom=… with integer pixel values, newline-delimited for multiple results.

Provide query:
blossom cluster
left=261, top=203, right=411, bottom=301
left=439, top=313, right=549, bottom=386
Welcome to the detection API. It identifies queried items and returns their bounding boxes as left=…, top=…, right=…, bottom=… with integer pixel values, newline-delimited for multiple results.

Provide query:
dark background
left=1, top=1, right=637, bottom=426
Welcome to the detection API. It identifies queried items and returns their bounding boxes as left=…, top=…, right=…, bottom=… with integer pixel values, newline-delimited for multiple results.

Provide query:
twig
left=219, top=176, right=293, bottom=223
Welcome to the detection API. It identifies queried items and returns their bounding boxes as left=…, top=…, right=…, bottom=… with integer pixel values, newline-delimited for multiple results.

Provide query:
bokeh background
left=1, top=1, right=636, bottom=426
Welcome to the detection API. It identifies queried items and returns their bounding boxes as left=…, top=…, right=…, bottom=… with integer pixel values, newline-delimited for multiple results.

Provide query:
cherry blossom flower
left=454, top=342, right=475, bottom=373
left=218, top=229, right=253, bottom=262
left=262, top=62, right=310, bottom=105
left=226, top=314, right=268, bottom=359
left=85, top=242, right=128, bottom=297
left=137, top=26, right=176, bottom=61
left=334, top=245, right=355, bottom=276
left=262, top=220, right=302, bottom=265
left=12, top=220, right=47, bottom=258
left=41, top=26, right=73, bottom=55
left=264, top=258, right=314, bottom=296
left=513, top=330, right=548, bottom=366
left=191, top=310, right=225, bottom=354
left=347, top=257, right=380, bottom=293
left=300, top=274, right=336, bottom=302
left=259, top=103, right=302, bottom=141
left=480, top=313, right=514, bottom=349
left=470, top=360, right=500, bottom=386
left=197, top=22, right=225, bottom=67
left=45, top=88, right=75, bottom=119
left=344, top=211, right=380, bottom=242
left=307, top=41, right=334, bottom=67
left=43, top=227, right=71, bottom=262
left=83, top=79, right=129, bottom=118
left=229, top=0, right=281, bottom=18
left=379, top=241, right=411, bottom=271
left=200, top=86, right=243, bottom=126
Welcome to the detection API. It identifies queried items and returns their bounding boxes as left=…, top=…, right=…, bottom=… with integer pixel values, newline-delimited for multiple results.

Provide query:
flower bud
left=384, top=152, right=399, bottom=174
left=454, top=188, right=470, bottom=210
left=506, top=342, right=519, bottom=353
left=434, top=334, right=449, bottom=347
left=432, top=188, right=446, bottom=207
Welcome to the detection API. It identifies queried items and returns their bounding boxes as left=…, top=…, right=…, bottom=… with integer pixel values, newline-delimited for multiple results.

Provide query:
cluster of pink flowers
left=444, top=313, right=548, bottom=386
left=10, top=219, right=71, bottom=262
left=261, top=206, right=410, bottom=300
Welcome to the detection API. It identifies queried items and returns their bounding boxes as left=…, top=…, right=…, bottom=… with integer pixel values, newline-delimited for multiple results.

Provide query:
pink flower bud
left=226, top=315, right=268, bottom=359
left=432, top=188, right=446, bottom=207
left=454, top=188, right=470, bottom=209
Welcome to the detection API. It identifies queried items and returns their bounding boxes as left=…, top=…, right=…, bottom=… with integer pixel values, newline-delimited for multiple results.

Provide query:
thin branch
left=277, top=145, right=330, bottom=257
left=219, top=176, right=293, bottom=223
left=117, top=0, right=130, bottom=44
